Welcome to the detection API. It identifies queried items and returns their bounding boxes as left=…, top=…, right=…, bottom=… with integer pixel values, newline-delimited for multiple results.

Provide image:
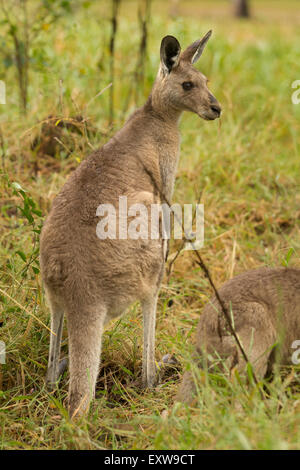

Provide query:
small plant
left=10, top=180, right=43, bottom=277
left=281, top=247, right=295, bottom=267
left=0, top=0, right=72, bottom=113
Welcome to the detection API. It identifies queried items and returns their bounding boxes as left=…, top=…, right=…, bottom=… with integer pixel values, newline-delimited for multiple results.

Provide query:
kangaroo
left=177, top=267, right=300, bottom=404
left=40, top=31, right=221, bottom=417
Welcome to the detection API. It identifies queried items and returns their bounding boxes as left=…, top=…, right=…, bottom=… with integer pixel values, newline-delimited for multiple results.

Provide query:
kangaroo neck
left=141, top=96, right=181, bottom=201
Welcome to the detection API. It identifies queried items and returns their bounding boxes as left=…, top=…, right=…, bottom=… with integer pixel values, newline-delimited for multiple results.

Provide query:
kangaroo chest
left=158, top=137, right=180, bottom=201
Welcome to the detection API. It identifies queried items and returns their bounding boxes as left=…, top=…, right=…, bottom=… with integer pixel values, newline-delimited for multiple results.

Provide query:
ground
left=0, top=0, right=300, bottom=450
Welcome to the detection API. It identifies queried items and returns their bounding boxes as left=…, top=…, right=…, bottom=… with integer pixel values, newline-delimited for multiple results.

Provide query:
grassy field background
left=0, top=0, right=300, bottom=449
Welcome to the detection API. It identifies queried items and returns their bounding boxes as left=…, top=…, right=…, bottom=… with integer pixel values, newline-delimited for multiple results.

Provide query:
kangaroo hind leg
left=45, top=290, right=65, bottom=390
left=142, top=292, right=159, bottom=388
left=67, top=304, right=107, bottom=418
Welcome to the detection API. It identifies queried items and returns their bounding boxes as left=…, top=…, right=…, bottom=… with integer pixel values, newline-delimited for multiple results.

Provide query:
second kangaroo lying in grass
left=177, top=267, right=300, bottom=403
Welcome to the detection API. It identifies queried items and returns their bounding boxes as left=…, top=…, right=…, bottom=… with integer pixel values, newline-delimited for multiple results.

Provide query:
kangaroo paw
left=157, top=354, right=179, bottom=369
left=58, top=357, right=68, bottom=377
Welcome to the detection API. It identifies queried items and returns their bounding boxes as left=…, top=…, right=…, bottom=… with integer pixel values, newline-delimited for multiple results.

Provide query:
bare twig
left=59, top=79, right=64, bottom=114
left=166, top=188, right=203, bottom=282
left=134, top=0, right=152, bottom=104
left=121, top=0, right=152, bottom=117
left=109, top=0, right=121, bottom=125
left=0, top=0, right=29, bottom=113
left=0, top=125, right=6, bottom=172
left=137, top=153, right=269, bottom=406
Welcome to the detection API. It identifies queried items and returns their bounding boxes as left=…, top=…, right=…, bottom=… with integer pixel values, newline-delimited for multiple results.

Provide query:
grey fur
left=40, top=34, right=221, bottom=417
left=176, top=267, right=300, bottom=403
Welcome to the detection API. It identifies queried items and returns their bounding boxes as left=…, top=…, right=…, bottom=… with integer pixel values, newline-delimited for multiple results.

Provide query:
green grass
left=0, top=0, right=300, bottom=449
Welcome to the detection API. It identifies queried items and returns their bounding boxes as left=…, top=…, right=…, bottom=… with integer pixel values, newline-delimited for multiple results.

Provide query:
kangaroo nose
left=209, top=94, right=221, bottom=117
left=210, top=104, right=221, bottom=116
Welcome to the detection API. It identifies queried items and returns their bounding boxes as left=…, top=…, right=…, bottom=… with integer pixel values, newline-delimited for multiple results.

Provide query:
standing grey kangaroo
left=177, top=267, right=300, bottom=404
left=40, top=31, right=221, bottom=417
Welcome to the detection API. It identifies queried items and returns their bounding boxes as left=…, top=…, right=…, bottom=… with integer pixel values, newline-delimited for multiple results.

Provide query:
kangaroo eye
left=182, top=81, right=194, bottom=91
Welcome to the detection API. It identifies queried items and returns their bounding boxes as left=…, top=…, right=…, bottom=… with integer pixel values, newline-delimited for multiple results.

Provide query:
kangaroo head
left=151, top=31, right=221, bottom=121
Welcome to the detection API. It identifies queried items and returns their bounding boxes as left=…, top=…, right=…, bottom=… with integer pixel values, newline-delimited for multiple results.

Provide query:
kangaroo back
left=176, top=267, right=300, bottom=404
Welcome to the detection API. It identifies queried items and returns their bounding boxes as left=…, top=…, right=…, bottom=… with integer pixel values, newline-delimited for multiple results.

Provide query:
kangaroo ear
left=160, top=35, right=181, bottom=74
left=181, top=30, right=212, bottom=64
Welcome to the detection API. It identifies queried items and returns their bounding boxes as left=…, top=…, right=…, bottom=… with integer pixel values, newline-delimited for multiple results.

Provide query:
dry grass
left=0, top=0, right=300, bottom=449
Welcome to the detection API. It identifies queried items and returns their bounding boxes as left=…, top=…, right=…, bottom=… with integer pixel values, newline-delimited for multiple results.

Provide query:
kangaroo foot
left=58, top=357, right=68, bottom=377
left=157, top=354, right=179, bottom=369
left=156, top=354, right=180, bottom=382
